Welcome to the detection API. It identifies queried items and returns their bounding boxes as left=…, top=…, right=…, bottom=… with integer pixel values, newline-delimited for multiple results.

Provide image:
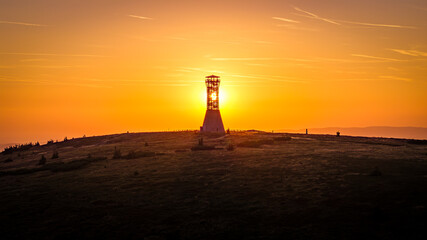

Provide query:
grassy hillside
left=1, top=131, right=426, bottom=239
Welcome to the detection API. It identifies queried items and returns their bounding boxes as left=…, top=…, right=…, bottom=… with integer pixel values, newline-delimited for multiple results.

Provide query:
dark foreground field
left=1, top=131, right=427, bottom=239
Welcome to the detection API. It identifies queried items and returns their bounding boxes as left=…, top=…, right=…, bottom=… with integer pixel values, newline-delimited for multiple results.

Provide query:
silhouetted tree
left=51, top=150, right=59, bottom=159
left=39, top=155, right=46, bottom=165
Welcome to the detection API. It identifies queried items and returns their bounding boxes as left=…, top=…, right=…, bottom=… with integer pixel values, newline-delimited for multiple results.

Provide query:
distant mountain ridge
left=278, top=126, right=427, bottom=140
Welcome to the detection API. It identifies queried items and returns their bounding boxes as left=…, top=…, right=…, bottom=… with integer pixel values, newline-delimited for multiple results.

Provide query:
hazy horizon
left=2, top=126, right=426, bottom=150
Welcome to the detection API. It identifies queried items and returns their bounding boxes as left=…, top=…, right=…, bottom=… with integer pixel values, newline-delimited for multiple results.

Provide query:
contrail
left=0, top=21, right=47, bottom=27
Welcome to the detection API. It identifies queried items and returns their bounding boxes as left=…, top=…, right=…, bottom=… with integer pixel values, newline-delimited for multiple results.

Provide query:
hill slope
left=1, top=131, right=427, bottom=239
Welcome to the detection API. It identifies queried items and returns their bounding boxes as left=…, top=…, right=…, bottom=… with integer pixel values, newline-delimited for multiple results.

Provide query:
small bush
left=63, top=137, right=68, bottom=142
left=274, top=136, right=292, bottom=141
left=125, top=150, right=156, bottom=159
left=39, top=155, right=46, bottom=165
left=47, top=140, right=54, bottom=144
left=191, top=145, right=217, bottom=151
left=227, top=144, right=235, bottom=151
left=126, top=150, right=136, bottom=159
left=237, top=139, right=274, bottom=148
left=407, top=139, right=427, bottom=145
left=2, top=143, right=34, bottom=155
left=113, top=147, right=121, bottom=159
left=51, top=150, right=59, bottom=159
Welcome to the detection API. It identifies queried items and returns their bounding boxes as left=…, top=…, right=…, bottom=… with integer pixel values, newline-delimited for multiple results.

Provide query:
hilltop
left=279, top=126, right=427, bottom=140
left=1, top=131, right=427, bottom=239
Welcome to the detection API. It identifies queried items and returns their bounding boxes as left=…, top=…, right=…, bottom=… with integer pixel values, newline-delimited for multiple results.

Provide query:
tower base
left=201, top=109, right=225, bottom=133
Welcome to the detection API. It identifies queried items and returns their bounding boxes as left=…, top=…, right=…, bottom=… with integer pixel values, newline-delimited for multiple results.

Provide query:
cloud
left=128, top=15, right=152, bottom=20
left=24, top=65, right=84, bottom=69
left=227, top=73, right=305, bottom=83
left=272, top=17, right=300, bottom=23
left=275, top=24, right=319, bottom=31
left=20, top=58, right=47, bottom=62
left=177, top=67, right=224, bottom=74
left=351, top=54, right=402, bottom=62
left=389, top=49, right=427, bottom=57
left=210, top=57, right=278, bottom=61
left=0, top=52, right=106, bottom=57
left=254, top=40, right=273, bottom=45
left=0, top=21, right=46, bottom=27
left=293, top=7, right=340, bottom=25
left=379, top=76, right=412, bottom=82
left=339, top=20, right=416, bottom=29
left=209, top=56, right=320, bottom=63
left=293, top=6, right=415, bottom=29
left=169, top=37, right=186, bottom=41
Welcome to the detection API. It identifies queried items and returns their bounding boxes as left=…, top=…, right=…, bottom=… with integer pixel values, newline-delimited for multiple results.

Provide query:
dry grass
left=0, top=131, right=426, bottom=239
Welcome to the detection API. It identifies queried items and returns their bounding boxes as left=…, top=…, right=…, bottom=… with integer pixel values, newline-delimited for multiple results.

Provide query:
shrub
left=63, top=136, right=68, bottom=142
left=113, top=147, right=121, bottom=159
left=274, top=136, right=292, bottom=141
left=237, top=139, right=274, bottom=148
left=191, top=145, right=216, bottom=151
left=47, top=140, right=54, bottom=144
left=227, top=143, right=235, bottom=151
left=407, top=139, right=427, bottom=145
left=51, top=150, right=59, bottom=159
left=39, top=155, right=46, bottom=165
left=125, top=150, right=156, bottom=159
left=2, top=143, right=34, bottom=155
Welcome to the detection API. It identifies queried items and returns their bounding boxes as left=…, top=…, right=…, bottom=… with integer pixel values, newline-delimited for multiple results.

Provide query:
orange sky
left=1, top=0, right=427, bottom=144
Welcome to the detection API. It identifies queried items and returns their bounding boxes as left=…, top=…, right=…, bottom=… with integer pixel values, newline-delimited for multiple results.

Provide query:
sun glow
left=201, top=88, right=227, bottom=108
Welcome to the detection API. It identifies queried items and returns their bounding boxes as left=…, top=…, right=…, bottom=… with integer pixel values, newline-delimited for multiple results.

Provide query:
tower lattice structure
left=205, top=75, right=220, bottom=110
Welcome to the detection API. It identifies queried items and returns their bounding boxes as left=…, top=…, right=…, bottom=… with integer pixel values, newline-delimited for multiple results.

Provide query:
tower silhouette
left=200, top=75, right=225, bottom=133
